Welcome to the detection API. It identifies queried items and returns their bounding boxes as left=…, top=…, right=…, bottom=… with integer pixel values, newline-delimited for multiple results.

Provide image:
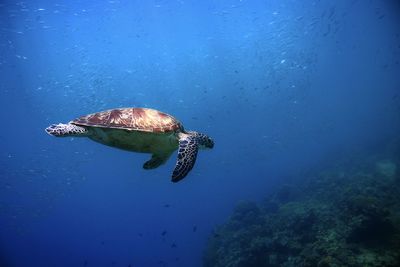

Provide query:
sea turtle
left=45, top=107, right=214, bottom=182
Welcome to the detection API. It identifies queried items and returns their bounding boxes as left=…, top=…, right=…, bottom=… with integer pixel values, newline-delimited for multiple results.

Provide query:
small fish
left=163, top=204, right=170, bottom=208
left=328, top=7, right=335, bottom=19
left=213, top=231, right=220, bottom=238
left=171, top=243, right=177, bottom=248
left=193, top=225, right=197, bottom=232
left=158, top=260, right=167, bottom=266
left=161, top=230, right=167, bottom=236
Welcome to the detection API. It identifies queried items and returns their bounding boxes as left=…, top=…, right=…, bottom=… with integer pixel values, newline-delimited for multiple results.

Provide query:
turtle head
left=202, top=134, right=214, bottom=149
left=190, top=131, right=214, bottom=149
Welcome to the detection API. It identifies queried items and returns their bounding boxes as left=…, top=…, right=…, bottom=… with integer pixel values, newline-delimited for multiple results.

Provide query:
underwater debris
left=204, top=145, right=400, bottom=267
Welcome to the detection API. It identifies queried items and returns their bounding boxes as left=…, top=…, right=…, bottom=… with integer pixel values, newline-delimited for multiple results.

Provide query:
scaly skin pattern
left=45, top=123, right=88, bottom=137
left=172, top=133, right=199, bottom=182
left=72, top=107, right=183, bottom=133
left=188, top=131, right=214, bottom=149
left=172, top=132, right=214, bottom=182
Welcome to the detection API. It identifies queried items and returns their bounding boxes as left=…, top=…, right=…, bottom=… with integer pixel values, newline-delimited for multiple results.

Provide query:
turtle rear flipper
left=172, top=133, right=199, bottom=182
left=45, top=123, right=88, bottom=137
left=143, top=153, right=172, bottom=169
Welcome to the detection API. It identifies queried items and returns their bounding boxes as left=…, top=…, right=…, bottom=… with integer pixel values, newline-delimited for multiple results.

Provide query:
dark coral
left=204, top=148, right=400, bottom=267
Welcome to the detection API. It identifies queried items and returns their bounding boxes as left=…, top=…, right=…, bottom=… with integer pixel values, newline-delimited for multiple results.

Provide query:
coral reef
left=204, top=150, right=400, bottom=266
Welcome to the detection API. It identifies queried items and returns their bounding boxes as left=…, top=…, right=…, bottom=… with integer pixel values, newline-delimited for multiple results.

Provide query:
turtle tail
left=45, top=123, right=88, bottom=137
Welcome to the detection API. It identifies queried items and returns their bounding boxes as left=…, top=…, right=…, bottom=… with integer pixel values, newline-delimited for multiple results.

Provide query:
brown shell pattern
left=72, top=108, right=183, bottom=133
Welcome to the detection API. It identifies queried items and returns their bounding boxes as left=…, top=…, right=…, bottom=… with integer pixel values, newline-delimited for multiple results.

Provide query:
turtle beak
left=207, top=138, right=214, bottom=149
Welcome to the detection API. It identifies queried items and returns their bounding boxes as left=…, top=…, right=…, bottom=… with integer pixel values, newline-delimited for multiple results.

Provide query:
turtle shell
left=71, top=108, right=183, bottom=133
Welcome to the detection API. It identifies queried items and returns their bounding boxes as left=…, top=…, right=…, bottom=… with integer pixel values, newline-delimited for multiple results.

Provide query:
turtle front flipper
left=45, top=123, right=89, bottom=137
left=172, top=133, right=199, bottom=182
left=143, top=153, right=172, bottom=170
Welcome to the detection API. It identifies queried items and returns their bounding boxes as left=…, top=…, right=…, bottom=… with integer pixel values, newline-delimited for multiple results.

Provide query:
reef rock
left=204, top=152, right=400, bottom=267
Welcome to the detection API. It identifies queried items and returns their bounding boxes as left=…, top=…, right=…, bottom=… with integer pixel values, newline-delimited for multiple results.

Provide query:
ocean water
left=0, top=0, right=399, bottom=266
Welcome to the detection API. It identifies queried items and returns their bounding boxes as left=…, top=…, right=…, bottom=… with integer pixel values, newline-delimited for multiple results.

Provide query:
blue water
left=0, top=0, right=399, bottom=266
